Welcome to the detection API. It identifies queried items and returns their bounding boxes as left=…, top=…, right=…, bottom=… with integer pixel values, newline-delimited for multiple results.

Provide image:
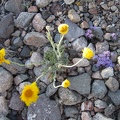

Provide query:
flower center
left=61, top=26, right=67, bottom=32
left=0, top=55, right=4, bottom=61
left=25, top=89, right=33, bottom=97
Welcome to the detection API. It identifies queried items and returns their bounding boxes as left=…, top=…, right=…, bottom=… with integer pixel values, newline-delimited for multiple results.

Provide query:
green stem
left=10, top=61, right=25, bottom=66
left=57, top=35, right=64, bottom=58
left=59, top=58, right=83, bottom=68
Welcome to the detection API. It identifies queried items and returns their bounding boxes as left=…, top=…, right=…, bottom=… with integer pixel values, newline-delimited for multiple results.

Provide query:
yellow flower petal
left=58, top=24, right=69, bottom=35
left=62, top=79, right=70, bottom=88
left=0, top=48, right=10, bottom=65
left=82, top=47, right=94, bottom=60
left=20, top=82, right=40, bottom=106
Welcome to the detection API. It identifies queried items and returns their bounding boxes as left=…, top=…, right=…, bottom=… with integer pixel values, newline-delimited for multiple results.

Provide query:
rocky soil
left=0, top=0, right=120, bottom=120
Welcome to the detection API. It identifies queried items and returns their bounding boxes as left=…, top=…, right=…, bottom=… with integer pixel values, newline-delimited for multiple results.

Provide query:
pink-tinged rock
left=88, top=8, right=98, bottom=15
left=80, top=21, right=89, bottom=29
left=92, top=71, right=102, bottom=79
left=81, top=112, right=92, bottom=120
left=24, top=32, right=48, bottom=47
left=104, top=33, right=111, bottom=40
left=81, top=101, right=94, bottom=111
left=32, top=13, right=46, bottom=32
left=28, top=6, right=38, bottom=13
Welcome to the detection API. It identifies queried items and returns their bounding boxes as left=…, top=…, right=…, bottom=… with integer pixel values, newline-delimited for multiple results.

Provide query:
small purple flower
left=93, top=51, right=113, bottom=68
left=111, top=33, right=117, bottom=40
left=85, top=29, right=94, bottom=39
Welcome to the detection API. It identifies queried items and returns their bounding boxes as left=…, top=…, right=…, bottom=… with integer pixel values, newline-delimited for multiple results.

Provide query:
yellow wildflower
left=82, top=47, right=94, bottom=60
left=62, top=79, right=70, bottom=88
left=20, top=82, right=40, bottom=106
left=58, top=24, right=69, bottom=35
left=0, top=48, right=10, bottom=65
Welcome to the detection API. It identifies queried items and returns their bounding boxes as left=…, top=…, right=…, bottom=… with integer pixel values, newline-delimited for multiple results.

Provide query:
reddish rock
left=28, top=6, right=38, bottom=13
left=88, top=8, right=98, bottom=15
left=32, top=13, right=46, bottom=32
left=81, top=101, right=94, bottom=111
left=80, top=21, right=89, bottom=29
left=81, top=112, right=92, bottom=120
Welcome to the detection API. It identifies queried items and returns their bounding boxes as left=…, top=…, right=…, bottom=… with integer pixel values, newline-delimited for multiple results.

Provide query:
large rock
left=14, top=12, right=35, bottom=28
left=72, top=37, right=88, bottom=52
left=27, top=94, right=61, bottom=120
left=68, top=9, right=80, bottom=23
left=30, top=52, right=43, bottom=66
left=9, top=92, right=24, bottom=111
left=0, top=67, right=13, bottom=92
left=58, top=87, right=82, bottom=105
left=68, top=73, right=91, bottom=94
left=93, top=113, right=114, bottom=120
left=32, top=13, right=46, bottom=32
left=95, top=41, right=109, bottom=54
left=101, top=67, right=114, bottom=79
left=5, top=0, right=24, bottom=14
left=72, top=58, right=90, bottom=67
left=0, top=114, right=10, bottom=120
left=105, top=77, right=119, bottom=92
left=92, top=80, right=107, bottom=99
left=24, top=32, right=48, bottom=47
left=33, top=65, right=51, bottom=85
left=108, top=90, right=120, bottom=106
left=65, top=18, right=85, bottom=42
left=36, top=0, right=52, bottom=8
left=64, top=0, right=75, bottom=4
left=0, top=13, right=14, bottom=39
left=2, top=58, right=26, bottom=75
left=0, top=96, right=9, bottom=116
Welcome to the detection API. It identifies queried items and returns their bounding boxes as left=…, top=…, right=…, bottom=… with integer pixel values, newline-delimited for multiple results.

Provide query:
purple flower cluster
left=93, top=51, right=113, bottom=68
left=85, top=29, right=94, bottom=39
left=111, top=33, right=117, bottom=40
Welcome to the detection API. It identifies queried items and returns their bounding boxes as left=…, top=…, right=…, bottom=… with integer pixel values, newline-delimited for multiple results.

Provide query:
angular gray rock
left=81, top=112, right=92, bottom=120
left=93, top=113, right=114, bottom=120
left=101, top=67, right=114, bottom=79
left=0, top=67, right=13, bottom=92
left=2, top=57, right=26, bottom=75
left=5, top=0, right=24, bottom=14
left=33, top=65, right=51, bottom=85
left=32, top=13, right=46, bottom=32
left=45, top=83, right=58, bottom=97
left=104, top=104, right=115, bottom=117
left=27, top=94, right=61, bottom=120
left=64, top=106, right=78, bottom=118
left=72, top=58, right=90, bottom=67
left=14, top=12, right=35, bottom=28
left=94, top=99, right=107, bottom=109
left=64, top=0, right=75, bottom=4
left=36, top=0, right=52, bottom=8
left=14, top=74, right=28, bottom=85
left=30, top=52, right=43, bottom=67
left=24, top=32, right=48, bottom=47
left=108, top=90, right=120, bottom=106
left=65, top=18, right=85, bottom=42
left=68, top=73, right=91, bottom=95
left=58, top=87, right=82, bottom=105
left=105, top=77, right=119, bottom=92
left=72, top=37, right=88, bottom=52
left=95, top=41, right=109, bottom=54
left=92, top=80, right=107, bottom=99
left=68, top=9, right=80, bottom=23
left=0, top=13, right=14, bottom=39
left=0, top=114, right=10, bottom=120
left=0, top=96, right=9, bottom=116
left=9, top=92, right=24, bottom=111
